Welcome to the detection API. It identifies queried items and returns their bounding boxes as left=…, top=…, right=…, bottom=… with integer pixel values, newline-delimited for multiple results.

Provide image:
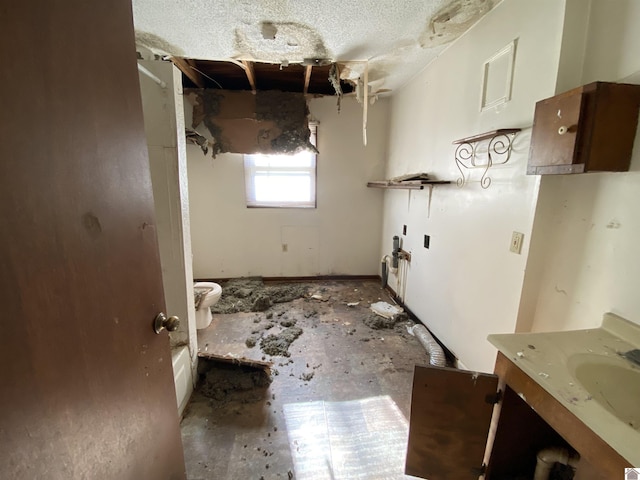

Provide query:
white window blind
left=244, top=125, right=317, bottom=208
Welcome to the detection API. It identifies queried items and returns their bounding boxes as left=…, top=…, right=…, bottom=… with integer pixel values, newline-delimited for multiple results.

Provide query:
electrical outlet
left=402, top=225, right=407, bottom=235
left=424, top=235, right=430, bottom=249
left=510, top=232, right=524, bottom=254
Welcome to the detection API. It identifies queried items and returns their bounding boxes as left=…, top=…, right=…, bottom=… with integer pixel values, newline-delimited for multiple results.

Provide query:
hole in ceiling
left=177, top=59, right=354, bottom=96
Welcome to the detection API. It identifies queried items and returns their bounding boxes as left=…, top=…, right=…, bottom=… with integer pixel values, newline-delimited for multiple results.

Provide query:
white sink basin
left=568, top=353, right=640, bottom=430
left=487, top=313, right=640, bottom=465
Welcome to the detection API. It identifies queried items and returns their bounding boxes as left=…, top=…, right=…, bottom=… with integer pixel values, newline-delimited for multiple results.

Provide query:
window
left=244, top=125, right=317, bottom=208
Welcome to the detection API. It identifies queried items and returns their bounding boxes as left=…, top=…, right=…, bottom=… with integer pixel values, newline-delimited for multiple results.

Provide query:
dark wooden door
left=405, top=365, right=498, bottom=480
left=0, top=1, right=186, bottom=479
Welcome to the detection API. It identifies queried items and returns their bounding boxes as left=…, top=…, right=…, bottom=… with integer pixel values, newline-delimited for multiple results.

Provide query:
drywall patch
left=234, top=21, right=331, bottom=63
left=187, top=89, right=314, bottom=156
left=135, top=30, right=184, bottom=57
left=419, top=0, right=493, bottom=48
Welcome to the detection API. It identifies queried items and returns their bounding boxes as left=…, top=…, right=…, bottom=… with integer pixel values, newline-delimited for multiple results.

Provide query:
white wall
left=522, top=0, right=640, bottom=333
left=139, top=61, right=197, bottom=377
left=187, top=96, right=389, bottom=279
left=381, top=0, right=566, bottom=372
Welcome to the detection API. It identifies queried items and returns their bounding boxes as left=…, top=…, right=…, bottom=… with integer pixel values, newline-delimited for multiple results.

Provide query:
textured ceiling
left=132, top=0, right=495, bottom=94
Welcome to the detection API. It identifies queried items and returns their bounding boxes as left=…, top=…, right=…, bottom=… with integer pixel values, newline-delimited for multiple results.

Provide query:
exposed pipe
left=392, top=235, right=400, bottom=268
left=137, top=63, right=167, bottom=89
left=381, top=253, right=397, bottom=288
left=381, top=258, right=388, bottom=288
left=411, top=324, right=446, bottom=367
left=533, top=447, right=580, bottom=480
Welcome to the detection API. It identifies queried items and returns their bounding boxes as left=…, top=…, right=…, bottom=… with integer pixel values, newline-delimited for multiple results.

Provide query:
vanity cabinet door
left=405, top=365, right=499, bottom=479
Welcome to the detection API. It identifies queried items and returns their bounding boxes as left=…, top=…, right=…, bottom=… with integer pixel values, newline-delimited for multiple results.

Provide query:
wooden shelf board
left=453, top=128, right=521, bottom=145
left=367, top=180, right=452, bottom=190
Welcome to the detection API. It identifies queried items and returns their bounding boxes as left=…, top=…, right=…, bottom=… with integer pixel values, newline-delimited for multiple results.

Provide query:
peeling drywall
left=234, top=21, right=331, bottom=63
left=420, top=0, right=493, bottom=48
left=337, top=0, right=493, bottom=96
left=132, top=0, right=498, bottom=92
left=186, top=89, right=314, bottom=156
left=135, top=30, right=184, bottom=57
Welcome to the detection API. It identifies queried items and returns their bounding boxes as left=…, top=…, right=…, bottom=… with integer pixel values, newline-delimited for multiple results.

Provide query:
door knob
left=154, top=312, right=180, bottom=334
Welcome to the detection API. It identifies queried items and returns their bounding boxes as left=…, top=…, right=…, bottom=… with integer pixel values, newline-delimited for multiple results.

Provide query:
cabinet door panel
left=528, top=89, right=584, bottom=169
left=405, top=365, right=498, bottom=480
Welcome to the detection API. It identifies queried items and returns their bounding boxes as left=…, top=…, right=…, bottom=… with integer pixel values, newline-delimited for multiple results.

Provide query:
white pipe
left=381, top=254, right=397, bottom=274
left=533, top=447, right=579, bottom=480
left=137, top=63, right=167, bottom=89
left=411, top=325, right=446, bottom=367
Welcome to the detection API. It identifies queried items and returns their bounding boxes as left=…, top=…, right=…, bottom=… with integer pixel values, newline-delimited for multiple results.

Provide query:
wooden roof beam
left=241, top=60, right=256, bottom=93
left=170, top=57, right=205, bottom=88
left=303, top=65, right=312, bottom=95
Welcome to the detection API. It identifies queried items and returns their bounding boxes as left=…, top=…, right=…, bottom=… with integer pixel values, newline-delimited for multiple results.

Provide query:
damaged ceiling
left=132, top=0, right=496, bottom=96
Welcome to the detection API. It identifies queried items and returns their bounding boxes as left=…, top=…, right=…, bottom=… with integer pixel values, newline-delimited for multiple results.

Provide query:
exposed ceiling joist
left=303, top=65, right=312, bottom=95
left=241, top=61, right=257, bottom=93
left=172, top=59, right=355, bottom=95
left=171, top=57, right=205, bottom=88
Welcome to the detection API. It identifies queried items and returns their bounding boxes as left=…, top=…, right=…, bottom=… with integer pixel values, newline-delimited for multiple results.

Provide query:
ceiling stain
left=135, top=31, right=184, bottom=57
left=132, top=0, right=499, bottom=92
left=234, top=21, right=331, bottom=63
left=261, top=21, right=278, bottom=40
left=419, top=0, right=493, bottom=48
left=339, top=0, right=493, bottom=96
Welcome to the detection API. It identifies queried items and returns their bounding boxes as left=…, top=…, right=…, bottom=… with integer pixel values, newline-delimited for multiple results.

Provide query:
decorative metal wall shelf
left=453, top=128, right=521, bottom=189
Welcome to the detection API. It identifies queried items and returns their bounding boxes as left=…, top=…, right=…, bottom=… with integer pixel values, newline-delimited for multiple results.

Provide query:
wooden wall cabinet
left=527, top=82, right=640, bottom=175
left=405, top=353, right=630, bottom=479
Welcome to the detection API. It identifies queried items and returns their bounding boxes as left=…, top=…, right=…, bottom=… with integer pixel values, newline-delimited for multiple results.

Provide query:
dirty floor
left=180, top=280, right=430, bottom=480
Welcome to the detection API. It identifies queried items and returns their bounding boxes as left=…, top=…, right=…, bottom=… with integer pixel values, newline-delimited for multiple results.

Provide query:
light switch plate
left=510, top=231, right=524, bottom=254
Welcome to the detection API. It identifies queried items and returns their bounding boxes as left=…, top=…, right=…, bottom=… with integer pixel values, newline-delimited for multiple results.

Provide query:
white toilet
left=194, top=282, right=222, bottom=329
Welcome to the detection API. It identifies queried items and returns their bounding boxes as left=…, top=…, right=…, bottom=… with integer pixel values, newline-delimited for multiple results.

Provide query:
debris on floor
left=212, top=277, right=309, bottom=314
left=197, top=358, right=272, bottom=404
left=260, top=326, right=304, bottom=357
left=182, top=280, right=436, bottom=480
left=251, top=293, right=272, bottom=312
left=198, top=350, right=273, bottom=370
left=310, top=293, right=329, bottom=301
left=362, top=312, right=405, bottom=330
left=299, top=371, right=314, bottom=382
left=370, top=301, right=403, bottom=318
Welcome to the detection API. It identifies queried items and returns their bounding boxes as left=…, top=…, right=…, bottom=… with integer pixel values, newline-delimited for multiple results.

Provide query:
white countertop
left=488, top=313, right=640, bottom=466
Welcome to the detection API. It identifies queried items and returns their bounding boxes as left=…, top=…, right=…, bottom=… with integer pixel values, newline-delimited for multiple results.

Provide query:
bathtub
left=171, top=345, right=194, bottom=417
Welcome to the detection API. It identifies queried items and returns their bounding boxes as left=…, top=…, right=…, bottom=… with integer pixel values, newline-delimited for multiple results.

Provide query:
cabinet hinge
left=485, top=389, right=502, bottom=405
left=470, top=463, right=486, bottom=476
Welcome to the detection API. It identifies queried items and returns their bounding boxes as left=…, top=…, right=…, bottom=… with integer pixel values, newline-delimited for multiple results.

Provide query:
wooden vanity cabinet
left=527, top=82, right=640, bottom=175
left=405, top=353, right=630, bottom=479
